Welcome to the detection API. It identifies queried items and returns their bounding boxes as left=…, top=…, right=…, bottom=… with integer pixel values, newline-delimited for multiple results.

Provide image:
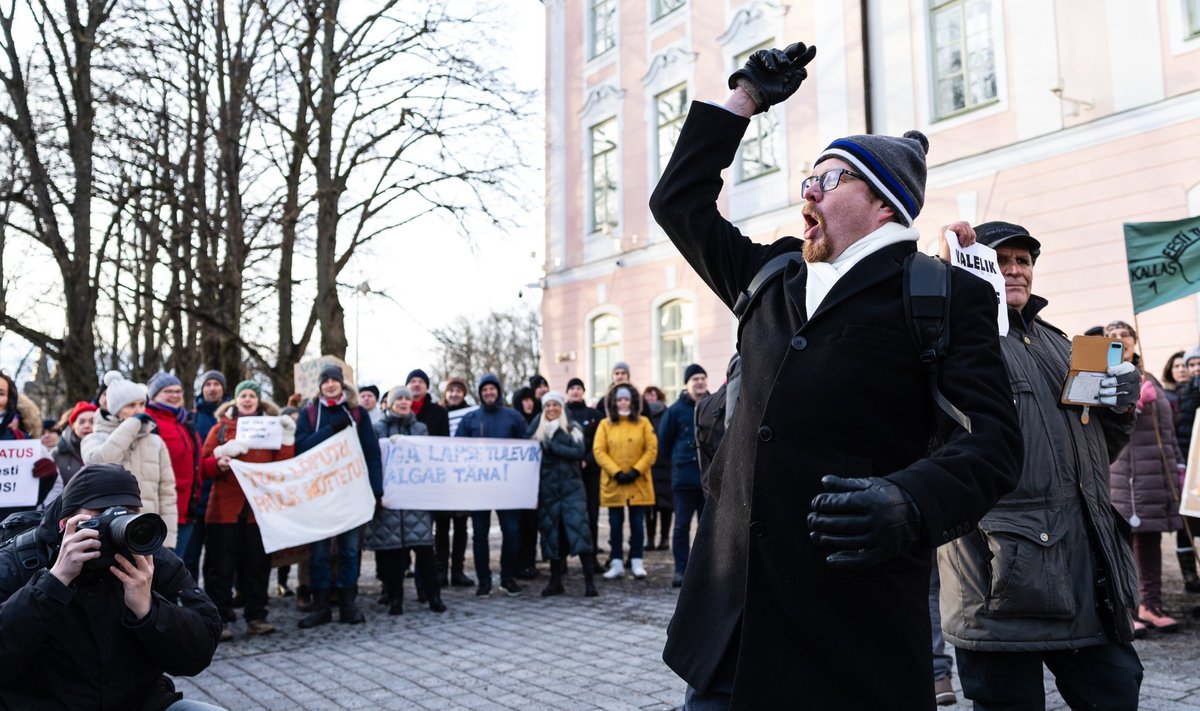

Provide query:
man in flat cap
left=649, top=41, right=1022, bottom=709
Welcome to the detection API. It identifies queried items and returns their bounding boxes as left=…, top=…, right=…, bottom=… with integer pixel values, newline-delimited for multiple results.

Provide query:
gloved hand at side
left=807, top=475, right=922, bottom=570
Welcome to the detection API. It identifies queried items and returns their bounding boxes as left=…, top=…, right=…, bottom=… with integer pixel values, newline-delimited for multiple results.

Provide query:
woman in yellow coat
left=593, top=384, right=657, bottom=580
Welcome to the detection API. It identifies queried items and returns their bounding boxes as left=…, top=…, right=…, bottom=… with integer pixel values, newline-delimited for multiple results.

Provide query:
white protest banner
left=235, top=416, right=283, bottom=450
left=228, top=427, right=375, bottom=553
left=1180, top=416, right=1200, bottom=518
left=380, top=435, right=540, bottom=511
left=292, top=355, right=355, bottom=398
left=947, top=231, right=1009, bottom=337
left=0, top=441, right=44, bottom=508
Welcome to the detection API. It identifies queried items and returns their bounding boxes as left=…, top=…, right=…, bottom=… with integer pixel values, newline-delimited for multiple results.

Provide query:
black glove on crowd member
left=330, top=417, right=352, bottom=434
left=727, top=41, right=817, bottom=114
left=134, top=413, right=155, bottom=425
left=807, top=475, right=922, bottom=571
left=615, top=470, right=638, bottom=485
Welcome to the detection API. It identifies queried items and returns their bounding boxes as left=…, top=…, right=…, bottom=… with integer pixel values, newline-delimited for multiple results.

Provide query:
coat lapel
left=803, top=242, right=913, bottom=327
left=781, top=258, right=809, bottom=328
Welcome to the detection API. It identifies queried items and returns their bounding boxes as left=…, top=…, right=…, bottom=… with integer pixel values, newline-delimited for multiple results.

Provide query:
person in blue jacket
left=455, top=373, right=529, bottom=597
left=657, top=364, right=709, bottom=588
left=293, top=364, right=382, bottom=628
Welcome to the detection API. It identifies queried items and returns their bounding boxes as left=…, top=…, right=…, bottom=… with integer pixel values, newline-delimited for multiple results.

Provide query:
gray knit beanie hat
left=815, top=130, right=930, bottom=226
left=1185, top=346, right=1200, bottom=365
left=147, top=371, right=182, bottom=399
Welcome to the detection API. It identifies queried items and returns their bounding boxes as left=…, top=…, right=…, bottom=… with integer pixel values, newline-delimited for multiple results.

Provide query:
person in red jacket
left=201, top=380, right=296, bottom=641
left=146, top=372, right=218, bottom=581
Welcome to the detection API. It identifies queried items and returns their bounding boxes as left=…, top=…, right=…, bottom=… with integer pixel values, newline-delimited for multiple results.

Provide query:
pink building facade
left=542, top=0, right=1200, bottom=398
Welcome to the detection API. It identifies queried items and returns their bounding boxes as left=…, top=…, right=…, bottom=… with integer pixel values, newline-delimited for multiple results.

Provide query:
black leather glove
left=134, top=413, right=154, bottom=425
left=727, top=42, right=817, bottom=114
left=615, top=470, right=638, bottom=485
left=330, top=417, right=352, bottom=433
left=807, top=475, right=922, bottom=570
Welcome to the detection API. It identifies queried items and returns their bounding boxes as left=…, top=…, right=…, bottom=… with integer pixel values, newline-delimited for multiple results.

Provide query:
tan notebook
left=1060, top=336, right=1123, bottom=408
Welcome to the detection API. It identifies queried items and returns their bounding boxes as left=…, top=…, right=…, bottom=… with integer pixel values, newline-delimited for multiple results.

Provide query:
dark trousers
left=609, top=505, right=648, bottom=559
left=1132, top=531, right=1164, bottom=609
left=646, top=508, right=672, bottom=546
left=204, top=520, right=270, bottom=622
left=434, top=512, right=469, bottom=575
left=377, top=545, right=440, bottom=600
left=470, top=509, right=520, bottom=585
left=309, top=527, right=361, bottom=591
left=517, top=508, right=539, bottom=568
left=672, top=488, right=705, bottom=576
left=582, top=469, right=601, bottom=553
left=956, top=642, right=1142, bottom=711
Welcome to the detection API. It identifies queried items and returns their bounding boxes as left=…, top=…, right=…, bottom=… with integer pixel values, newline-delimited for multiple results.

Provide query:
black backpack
left=694, top=250, right=972, bottom=480
left=0, top=511, right=46, bottom=585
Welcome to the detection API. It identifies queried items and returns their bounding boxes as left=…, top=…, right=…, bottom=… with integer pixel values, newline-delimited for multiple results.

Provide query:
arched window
left=658, top=300, right=695, bottom=391
left=590, top=313, right=621, bottom=394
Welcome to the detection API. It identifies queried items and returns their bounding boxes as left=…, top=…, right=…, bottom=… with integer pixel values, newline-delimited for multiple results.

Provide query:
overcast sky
left=0, top=1, right=547, bottom=395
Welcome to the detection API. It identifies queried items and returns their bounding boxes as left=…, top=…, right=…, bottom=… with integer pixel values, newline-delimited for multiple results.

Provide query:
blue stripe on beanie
left=825, top=140, right=917, bottom=217
left=816, top=130, right=929, bottom=227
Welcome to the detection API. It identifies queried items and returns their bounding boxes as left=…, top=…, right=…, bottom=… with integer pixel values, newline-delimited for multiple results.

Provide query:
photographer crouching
left=0, top=463, right=224, bottom=710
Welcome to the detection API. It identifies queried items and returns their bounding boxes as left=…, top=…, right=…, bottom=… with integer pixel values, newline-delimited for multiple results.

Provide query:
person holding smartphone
left=936, top=222, right=1144, bottom=710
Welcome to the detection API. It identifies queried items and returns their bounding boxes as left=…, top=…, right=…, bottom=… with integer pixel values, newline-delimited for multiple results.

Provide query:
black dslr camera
left=77, top=507, right=168, bottom=570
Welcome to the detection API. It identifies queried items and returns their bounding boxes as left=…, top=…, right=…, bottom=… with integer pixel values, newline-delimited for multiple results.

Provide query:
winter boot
left=296, top=584, right=312, bottom=611
left=631, top=558, right=647, bottom=579
left=541, top=560, right=565, bottom=597
left=603, top=558, right=625, bottom=580
left=415, top=547, right=446, bottom=612
left=583, top=555, right=599, bottom=597
left=658, top=511, right=672, bottom=550
left=1178, top=548, right=1200, bottom=593
left=298, top=589, right=332, bottom=629
left=338, top=587, right=365, bottom=625
left=451, top=566, right=475, bottom=587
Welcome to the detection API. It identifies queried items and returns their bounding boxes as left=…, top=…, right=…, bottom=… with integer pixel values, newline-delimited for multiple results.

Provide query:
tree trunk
left=314, top=0, right=347, bottom=359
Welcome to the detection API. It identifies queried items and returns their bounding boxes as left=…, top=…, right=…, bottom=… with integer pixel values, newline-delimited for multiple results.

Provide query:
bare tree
left=430, top=306, right=541, bottom=399
left=0, top=0, right=117, bottom=399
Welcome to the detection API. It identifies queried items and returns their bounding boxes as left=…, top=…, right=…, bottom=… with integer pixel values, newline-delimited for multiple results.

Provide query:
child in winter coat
left=80, top=374, right=178, bottom=548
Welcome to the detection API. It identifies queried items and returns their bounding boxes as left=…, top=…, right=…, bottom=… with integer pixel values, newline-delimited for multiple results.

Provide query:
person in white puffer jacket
left=80, top=372, right=178, bottom=548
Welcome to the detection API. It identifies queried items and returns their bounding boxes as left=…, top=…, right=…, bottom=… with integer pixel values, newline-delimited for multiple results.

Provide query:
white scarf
left=804, top=222, right=919, bottom=319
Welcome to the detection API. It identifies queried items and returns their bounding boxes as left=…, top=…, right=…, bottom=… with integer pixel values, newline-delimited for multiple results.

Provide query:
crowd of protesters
left=0, top=359, right=714, bottom=638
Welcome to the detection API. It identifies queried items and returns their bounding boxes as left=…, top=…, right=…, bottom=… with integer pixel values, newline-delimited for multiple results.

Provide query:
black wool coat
left=649, top=101, right=1022, bottom=710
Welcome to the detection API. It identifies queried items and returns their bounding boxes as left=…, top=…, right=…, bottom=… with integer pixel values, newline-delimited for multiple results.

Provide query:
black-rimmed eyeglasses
left=801, top=168, right=865, bottom=194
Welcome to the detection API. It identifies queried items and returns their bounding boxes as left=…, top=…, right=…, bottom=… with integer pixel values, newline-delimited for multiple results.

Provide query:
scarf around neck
left=804, top=221, right=919, bottom=319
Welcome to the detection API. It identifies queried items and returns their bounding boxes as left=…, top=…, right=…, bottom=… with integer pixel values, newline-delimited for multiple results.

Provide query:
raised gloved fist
left=214, top=440, right=250, bottom=459
left=807, top=475, right=922, bottom=570
left=727, top=41, right=817, bottom=114
left=1099, top=361, right=1141, bottom=410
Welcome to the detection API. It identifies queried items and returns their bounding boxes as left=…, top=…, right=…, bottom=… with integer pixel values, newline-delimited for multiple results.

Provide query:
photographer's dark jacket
left=0, top=509, right=221, bottom=710
left=648, top=101, right=1022, bottom=710
left=938, top=296, right=1138, bottom=652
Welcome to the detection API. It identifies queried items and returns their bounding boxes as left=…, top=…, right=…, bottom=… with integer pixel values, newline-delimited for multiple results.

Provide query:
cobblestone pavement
left=177, top=526, right=1200, bottom=710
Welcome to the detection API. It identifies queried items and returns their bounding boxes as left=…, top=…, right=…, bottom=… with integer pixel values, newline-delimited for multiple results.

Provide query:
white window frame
left=654, top=83, right=688, bottom=178
left=928, top=0, right=999, bottom=121
left=584, top=307, right=623, bottom=398
left=1166, top=0, right=1200, bottom=55
left=588, top=118, right=620, bottom=236
left=588, top=0, right=617, bottom=60
left=650, top=291, right=698, bottom=398
left=652, top=0, right=686, bottom=23
left=642, top=46, right=695, bottom=243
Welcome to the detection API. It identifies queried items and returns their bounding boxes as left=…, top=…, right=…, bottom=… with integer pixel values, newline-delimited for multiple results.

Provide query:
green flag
left=1124, top=214, right=1200, bottom=313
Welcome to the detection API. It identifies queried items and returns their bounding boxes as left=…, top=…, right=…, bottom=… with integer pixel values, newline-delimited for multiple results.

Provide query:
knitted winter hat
left=566, top=377, right=585, bottom=391
left=68, top=401, right=98, bottom=426
left=683, top=364, right=707, bottom=382
left=200, top=370, right=227, bottom=393
left=614, top=387, right=633, bottom=401
left=612, top=362, right=630, bottom=375
left=105, top=374, right=147, bottom=414
left=234, top=380, right=261, bottom=399
left=444, top=377, right=469, bottom=394
left=318, top=364, right=345, bottom=385
left=541, top=390, right=566, bottom=407
left=529, top=374, right=548, bottom=390
left=59, top=463, right=143, bottom=514
left=975, top=221, right=1042, bottom=265
left=388, top=385, right=412, bottom=402
left=1185, top=346, right=1200, bottom=365
left=147, top=371, right=182, bottom=399
left=359, top=384, right=380, bottom=399
left=406, top=369, right=431, bottom=387
left=815, top=130, right=930, bottom=226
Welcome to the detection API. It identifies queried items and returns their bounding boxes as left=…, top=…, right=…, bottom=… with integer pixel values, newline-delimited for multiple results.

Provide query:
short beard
left=801, top=205, right=832, bottom=263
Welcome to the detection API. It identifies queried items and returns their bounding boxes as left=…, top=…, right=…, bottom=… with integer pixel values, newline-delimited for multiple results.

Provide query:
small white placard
left=236, top=416, right=283, bottom=450
left=947, top=231, right=1009, bottom=337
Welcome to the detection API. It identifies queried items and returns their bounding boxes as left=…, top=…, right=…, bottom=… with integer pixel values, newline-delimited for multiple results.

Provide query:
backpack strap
left=733, top=252, right=803, bottom=350
left=904, top=252, right=972, bottom=434
left=4, top=529, right=46, bottom=586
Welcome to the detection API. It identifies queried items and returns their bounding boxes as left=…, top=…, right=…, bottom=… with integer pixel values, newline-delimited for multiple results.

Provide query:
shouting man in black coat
left=648, top=43, right=1022, bottom=710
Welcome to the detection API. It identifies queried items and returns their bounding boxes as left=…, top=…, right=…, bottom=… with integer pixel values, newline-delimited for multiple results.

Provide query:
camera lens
left=110, top=512, right=167, bottom=556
